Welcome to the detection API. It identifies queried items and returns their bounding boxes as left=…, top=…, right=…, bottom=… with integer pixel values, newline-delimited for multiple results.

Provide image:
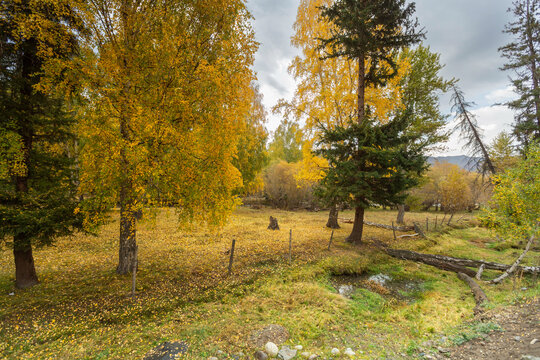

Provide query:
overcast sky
left=245, top=0, right=517, bottom=156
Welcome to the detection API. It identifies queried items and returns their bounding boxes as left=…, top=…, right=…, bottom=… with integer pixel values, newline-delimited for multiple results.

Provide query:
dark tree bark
left=268, top=216, right=280, bottom=230
left=326, top=204, right=340, bottom=229
left=346, top=207, right=365, bottom=244
left=13, top=235, right=38, bottom=289
left=396, top=204, right=405, bottom=224
left=457, top=272, right=489, bottom=313
left=374, top=240, right=540, bottom=275
left=375, top=241, right=477, bottom=277
left=117, top=183, right=138, bottom=275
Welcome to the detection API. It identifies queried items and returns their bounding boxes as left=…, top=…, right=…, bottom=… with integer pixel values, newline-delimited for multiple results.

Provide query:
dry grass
left=0, top=207, right=538, bottom=359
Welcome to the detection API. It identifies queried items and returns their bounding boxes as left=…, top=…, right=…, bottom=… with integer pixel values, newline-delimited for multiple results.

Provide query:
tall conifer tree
left=318, top=0, right=424, bottom=243
left=0, top=0, right=84, bottom=288
left=499, top=0, right=540, bottom=148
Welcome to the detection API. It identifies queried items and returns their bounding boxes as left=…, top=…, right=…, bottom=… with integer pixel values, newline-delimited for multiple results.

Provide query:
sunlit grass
left=0, top=207, right=538, bottom=359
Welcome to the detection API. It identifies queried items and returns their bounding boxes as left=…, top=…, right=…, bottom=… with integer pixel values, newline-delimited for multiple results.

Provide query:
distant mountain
left=427, top=155, right=481, bottom=172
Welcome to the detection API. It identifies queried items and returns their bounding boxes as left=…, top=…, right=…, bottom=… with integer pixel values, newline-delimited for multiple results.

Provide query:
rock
left=265, top=342, right=279, bottom=358
left=254, top=351, right=268, bottom=360
left=437, top=347, right=449, bottom=354
left=277, top=346, right=297, bottom=360
left=308, top=355, right=318, bottom=360
left=338, top=285, right=355, bottom=298
left=521, top=356, right=540, bottom=360
left=438, top=336, right=448, bottom=344
left=331, top=348, right=340, bottom=355
left=368, top=273, right=392, bottom=285
left=143, top=341, right=188, bottom=360
left=232, top=352, right=244, bottom=360
left=344, top=348, right=355, bottom=357
left=530, top=338, right=539, bottom=345
left=250, top=325, right=290, bottom=348
left=422, top=340, right=435, bottom=348
left=216, top=350, right=225, bottom=355
left=8, top=292, right=14, bottom=296
left=294, top=345, right=303, bottom=351
left=300, top=352, right=311, bottom=358
left=514, top=336, right=522, bottom=341
left=208, top=357, right=218, bottom=360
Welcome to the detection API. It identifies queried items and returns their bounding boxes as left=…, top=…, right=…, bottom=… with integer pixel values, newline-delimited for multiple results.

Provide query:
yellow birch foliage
left=275, top=0, right=410, bottom=183
left=76, top=1, right=257, bottom=227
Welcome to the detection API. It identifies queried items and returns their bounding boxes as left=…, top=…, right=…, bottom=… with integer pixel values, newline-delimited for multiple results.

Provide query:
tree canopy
left=499, top=0, right=540, bottom=148
left=0, top=0, right=85, bottom=288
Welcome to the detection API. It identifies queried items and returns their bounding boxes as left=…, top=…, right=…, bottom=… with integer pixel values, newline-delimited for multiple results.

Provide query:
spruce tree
left=499, top=0, right=540, bottom=148
left=0, top=1, right=84, bottom=288
left=318, top=0, right=424, bottom=243
left=315, top=110, right=428, bottom=242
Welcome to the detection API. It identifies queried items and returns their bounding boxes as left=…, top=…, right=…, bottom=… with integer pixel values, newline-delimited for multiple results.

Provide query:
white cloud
left=433, top=103, right=514, bottom=156
left=484, top=86, right=516, bottom=104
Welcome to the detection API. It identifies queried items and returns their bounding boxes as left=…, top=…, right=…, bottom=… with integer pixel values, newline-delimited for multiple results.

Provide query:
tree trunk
left=457, top=272, right=489, bottom=314
left=326, top=204, right=340, bottom=229
left=13, top=235, right=38, bottom=289
left=357, top=55, right=365, bottom=125
left=396, top=204, right=405, bottom=224
left=346, top=207, right=365, bottom=244
left=525, top=0, right=540, bottom=136
left=117, top=183, right=138, bottom=275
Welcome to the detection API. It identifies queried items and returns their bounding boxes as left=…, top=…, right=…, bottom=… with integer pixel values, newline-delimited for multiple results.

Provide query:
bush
left=263, top=161, right=318, bottom=209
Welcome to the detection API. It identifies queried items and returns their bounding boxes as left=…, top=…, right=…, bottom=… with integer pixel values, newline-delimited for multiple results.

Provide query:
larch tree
left=267, top=119, right=304, bottom=163
left=77, top=0, right=257, bottom=274
left=233, top=84, right=269, bottom=195
left=275, top=0, right=411, bottom=229
left=489, top=131, right=519, bottom=171
left=499, top=0, right=540, bottom=148
left=395, top=45, right=455, bottom=224
left=318, top=0, right=424, bottom=243
left=0, top=0, right=85, bottom=288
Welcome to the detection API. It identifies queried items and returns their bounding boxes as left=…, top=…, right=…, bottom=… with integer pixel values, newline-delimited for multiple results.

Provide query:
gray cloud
left=415, top=0, right=513, bottom=104
left=246, top=0, right=518, bottom=151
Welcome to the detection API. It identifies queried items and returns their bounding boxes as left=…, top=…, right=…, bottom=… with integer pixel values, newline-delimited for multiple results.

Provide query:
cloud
left=247, top=0, right=516, bottom=146
left=434, top=103, right=514, bottom=156
left=484, top=86, right=516, bottom=104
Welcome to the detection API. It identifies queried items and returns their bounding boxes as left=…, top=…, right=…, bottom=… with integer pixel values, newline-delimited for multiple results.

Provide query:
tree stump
left=268, top=216, right=280, bottom=230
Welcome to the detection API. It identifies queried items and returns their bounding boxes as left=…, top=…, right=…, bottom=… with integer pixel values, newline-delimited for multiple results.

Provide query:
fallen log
left=396, top=233, right=419, bottom=239
left=372, top=240, right=540, bottom=275
left=337, top=218, right=414, bottom=232
left=373, top=240, right=490, bottom=314
left=339, top=218, right=414, bottom=232
left=457, top=272, right=489, bottom=313
left=379, top=244, right=540, bottom=275
left=365, top=221, right=413, bottom=232
left=375, top=241, right=477, bottom=277
left=491, top=234, right=535, bottom=284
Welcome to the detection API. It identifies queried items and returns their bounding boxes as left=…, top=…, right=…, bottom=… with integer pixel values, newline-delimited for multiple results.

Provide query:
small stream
left=331, top=273, right=425, bottom=303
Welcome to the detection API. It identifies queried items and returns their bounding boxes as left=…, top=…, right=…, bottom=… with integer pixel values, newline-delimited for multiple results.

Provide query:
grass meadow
left=0, top=207, right=539, bottom=359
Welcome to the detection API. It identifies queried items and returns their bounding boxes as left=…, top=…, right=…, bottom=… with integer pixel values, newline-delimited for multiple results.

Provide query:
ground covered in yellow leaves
left=0, top=207, right=538, bottom=359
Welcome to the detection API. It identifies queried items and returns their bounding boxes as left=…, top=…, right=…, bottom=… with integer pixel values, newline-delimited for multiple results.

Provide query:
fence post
left=228, top=238, right=236, bottom=275
left=392, top=221, right=397, bottom=241
left=131, top=245, right=138, bottom=297
left=289, top=229, right=292, bottom=264
left=328, top=229, right=335, bottom=250
left=426, top=217, right=429, bottom=232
